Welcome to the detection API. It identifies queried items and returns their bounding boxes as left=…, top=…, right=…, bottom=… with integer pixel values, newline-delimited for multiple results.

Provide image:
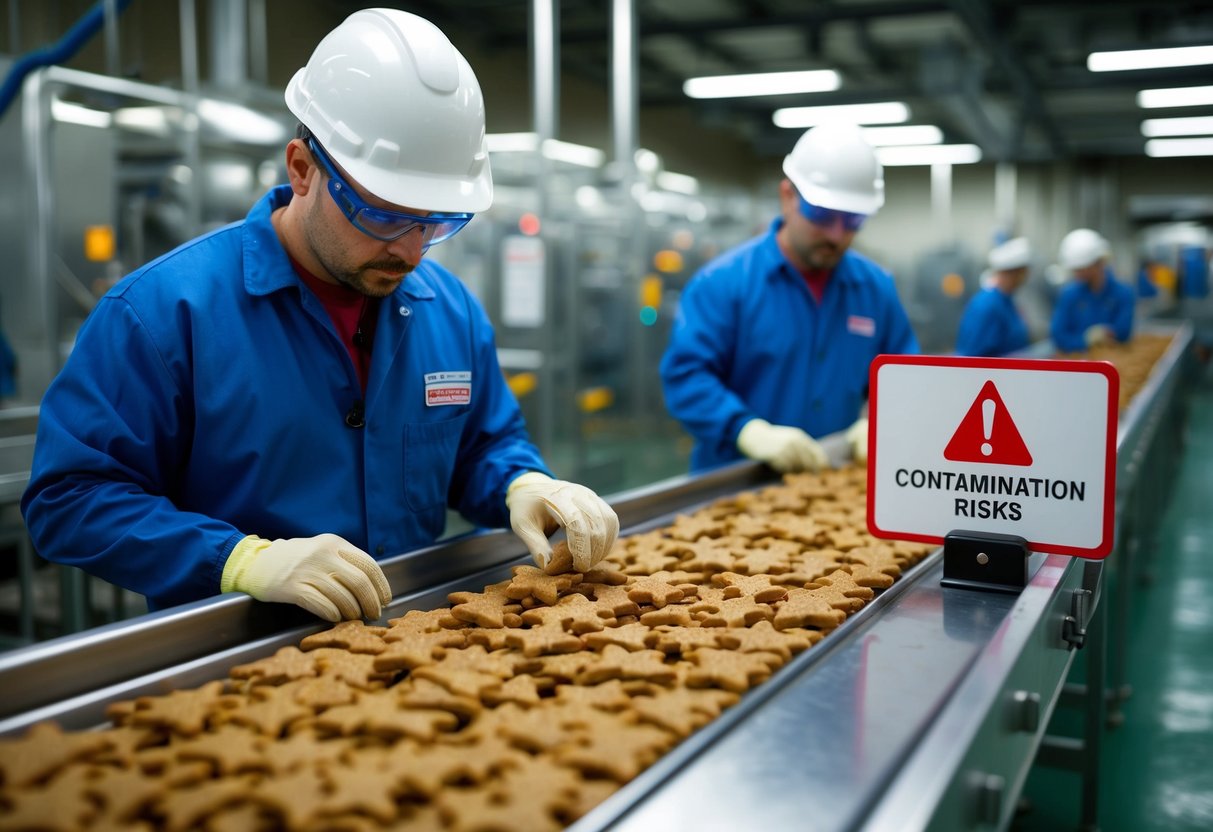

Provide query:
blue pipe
left=0, top=0, right=136, bottom=120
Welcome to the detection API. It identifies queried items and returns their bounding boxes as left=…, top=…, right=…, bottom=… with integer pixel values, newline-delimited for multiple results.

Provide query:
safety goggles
left=308, top=138, right=472, bottom=248
left=797, top=193, right=867, bottom=232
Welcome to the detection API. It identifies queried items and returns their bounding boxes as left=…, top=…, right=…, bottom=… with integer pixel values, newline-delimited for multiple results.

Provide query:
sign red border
left=866, top=355, right=1119, bottom=559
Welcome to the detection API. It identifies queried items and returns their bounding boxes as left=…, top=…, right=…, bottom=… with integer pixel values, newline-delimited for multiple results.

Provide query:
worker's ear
left=283, top=139, right=317, bottom=196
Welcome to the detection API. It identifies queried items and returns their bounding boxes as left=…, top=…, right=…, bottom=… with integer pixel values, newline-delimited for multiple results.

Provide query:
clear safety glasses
left=797, top=193, right=867, bottom=232
left=308, top=139, right=473, bottom=249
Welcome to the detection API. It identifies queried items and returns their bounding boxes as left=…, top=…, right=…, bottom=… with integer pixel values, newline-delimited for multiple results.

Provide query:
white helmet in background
left=988, top=237, right=1032, bottom=272
left=782, top=123, right=884, bottom=215
left=1058, top=229, right=1109, bottom=271
left=285, top=8, right=492, bottom=213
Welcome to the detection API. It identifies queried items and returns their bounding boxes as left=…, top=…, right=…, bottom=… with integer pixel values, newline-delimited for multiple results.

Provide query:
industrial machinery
left=0, top=322, right=1194, bottom=831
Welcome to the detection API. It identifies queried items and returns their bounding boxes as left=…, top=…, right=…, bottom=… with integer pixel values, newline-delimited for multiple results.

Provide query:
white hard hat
left=988, top=237, right=1032, bottom=271
left=1058, top=228, right=1109, bottom=271
left=782, top=123, right=885, bottom=215
left=285, top=8, right=492, bottom=213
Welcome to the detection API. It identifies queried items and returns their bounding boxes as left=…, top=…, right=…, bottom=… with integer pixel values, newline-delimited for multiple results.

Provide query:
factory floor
left=1014, top=358, right=1213, bottom=832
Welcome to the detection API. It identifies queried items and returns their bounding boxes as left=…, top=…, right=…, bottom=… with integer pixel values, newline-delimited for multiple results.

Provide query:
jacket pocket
left=402, top=412, right=469, bottom=513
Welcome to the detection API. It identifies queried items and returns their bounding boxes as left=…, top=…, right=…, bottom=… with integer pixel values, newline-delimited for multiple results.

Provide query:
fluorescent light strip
left=860, top=125, right=943, bottom=146
left=1137, top=85, right=1213, bottom=109
left=1145, top=137, right=1213, bottom=157
left=486, top=133, right=605, bottom=167
left=773, top=101, right=909, bottom=128
left=51, top=99, right=112, bottom=128
left=486, top=132, right=540, bottom=152
left=541, top=139, right=605, bottom=168
left=1089, top=45, right=1213, bottom=72
left=876, top=144, right=982, bottom=166
left=1141, top=116, right=1213, bottom=137
left=656, top=170, right=699, bottom=195
left=684, top=69, right=840, bottom=99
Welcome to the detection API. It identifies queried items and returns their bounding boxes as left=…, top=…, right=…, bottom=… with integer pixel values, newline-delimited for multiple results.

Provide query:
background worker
left=955, top=237, right=1033, bottom=357
left=1050, top=228, right=1135, bottom=352
left=21, top=9, right=617, bottom=623
left=660, top=122, right=919, bottom=474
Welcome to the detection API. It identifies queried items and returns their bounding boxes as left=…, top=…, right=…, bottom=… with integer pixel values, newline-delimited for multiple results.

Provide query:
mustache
left=363, top=260, right=415, bottom=274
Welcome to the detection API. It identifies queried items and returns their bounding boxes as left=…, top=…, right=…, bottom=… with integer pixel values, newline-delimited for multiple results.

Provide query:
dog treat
left=3, top=452, right=988, bottom=830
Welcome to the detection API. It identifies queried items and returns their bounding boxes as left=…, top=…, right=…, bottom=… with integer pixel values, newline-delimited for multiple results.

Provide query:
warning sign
left=866, top=355, right=1118, bottom=559
left=943, top=380, right=1032, bottom=466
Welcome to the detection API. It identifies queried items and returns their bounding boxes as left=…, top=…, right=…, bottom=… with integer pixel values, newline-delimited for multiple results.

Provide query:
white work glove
left=736, top=418, right=828, bottom=473
left=220, top=534, right=392, bottom=622
left=1084, top=324, right=1112, bottom=348
left=506, top=472, right=619, bottom=572
left=846, top=417, right=869, bottom=465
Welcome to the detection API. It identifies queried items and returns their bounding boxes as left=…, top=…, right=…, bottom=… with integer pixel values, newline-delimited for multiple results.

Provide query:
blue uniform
left=21, top=186, right=549, bottom=610
left=955, top=287, right=1029, bottom=357
left=660, top=218, right=919, bottom=472
left=1049, top=270, right=1135, bottom=352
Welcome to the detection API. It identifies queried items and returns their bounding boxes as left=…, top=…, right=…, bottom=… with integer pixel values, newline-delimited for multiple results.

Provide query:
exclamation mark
left=981, top=399, right=995, bottom=456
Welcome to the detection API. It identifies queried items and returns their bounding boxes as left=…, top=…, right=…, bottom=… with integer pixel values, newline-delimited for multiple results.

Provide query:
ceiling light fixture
left=860, top=125, right=943, bottom=146
left=1145, top=137, right=1213, bottom=157
left=1141, top=116, right=1213, bottom=137
left=876, top=144, right=982, bottom=166
left=684, top=69, right=841, bottom=99
left=486, top=133, right=605, bottom=167
left=773, top=102, right=909, bottom=128
left=1088, top=45, right=1213, bottom=72
left=1137, top=85, right=1213, bottom=109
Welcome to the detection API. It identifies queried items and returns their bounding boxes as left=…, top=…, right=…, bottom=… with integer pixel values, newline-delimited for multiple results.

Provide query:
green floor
left=1016, top=361, right=1213, bottom=832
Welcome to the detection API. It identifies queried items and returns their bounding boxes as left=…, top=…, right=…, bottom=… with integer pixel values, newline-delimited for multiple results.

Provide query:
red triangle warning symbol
left=943, top=380, right=1033, bottom=466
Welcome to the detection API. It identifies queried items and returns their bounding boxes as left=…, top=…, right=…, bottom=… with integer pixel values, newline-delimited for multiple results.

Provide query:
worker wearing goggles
left=661, top=122, right=919, bottom=474
left=23, top=8, right=618, bottom=623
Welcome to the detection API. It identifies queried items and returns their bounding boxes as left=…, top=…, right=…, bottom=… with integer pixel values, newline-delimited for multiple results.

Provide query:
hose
left=0, top=0, right=136, bottom=120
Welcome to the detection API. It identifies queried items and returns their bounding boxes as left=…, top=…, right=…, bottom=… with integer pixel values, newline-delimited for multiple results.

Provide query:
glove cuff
left=221, top=535, right=272, bottom=594
left=506, top=471, right=553, bottom=502
left=736, top=418, right=771, bottom=454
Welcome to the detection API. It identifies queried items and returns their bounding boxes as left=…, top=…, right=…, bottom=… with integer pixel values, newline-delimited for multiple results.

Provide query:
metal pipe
left=930, top=162, right=953, bottom=240
left=248, top=0, right=268, bottom=87
left=610, top=0, right=637, bottom=168
left=995, top=162, right=1017, bottom=233
left=103, top=0, right=119, bottom=76
left=178, top=0, right=198, bottom=94
left=529, top=0, right=558, bottom=461
left=208, top=0, right=248, bottom=91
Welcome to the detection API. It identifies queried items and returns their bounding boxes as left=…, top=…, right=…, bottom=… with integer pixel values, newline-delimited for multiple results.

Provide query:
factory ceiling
left=390, top=0, right=1213, bottom=164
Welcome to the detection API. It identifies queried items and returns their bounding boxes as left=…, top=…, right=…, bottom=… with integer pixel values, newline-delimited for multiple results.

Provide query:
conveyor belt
left=0, top=321, right=1196, bottom=832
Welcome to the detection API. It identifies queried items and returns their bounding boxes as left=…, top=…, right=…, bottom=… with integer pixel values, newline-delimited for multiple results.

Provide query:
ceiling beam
left=949, top=0, right=1066, bottom=158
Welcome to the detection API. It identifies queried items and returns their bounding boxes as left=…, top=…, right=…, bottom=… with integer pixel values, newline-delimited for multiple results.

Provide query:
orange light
left=641, top=275, right=663, bottom=308
left=653, top=249, right=683, bottom=273
left=671, top=229, right=694, bottom=250
left=84, top=225, right=115, bottom=262
left=519, top=213, right=541, bottom=236
left=940, top=272, right=966, bottom=298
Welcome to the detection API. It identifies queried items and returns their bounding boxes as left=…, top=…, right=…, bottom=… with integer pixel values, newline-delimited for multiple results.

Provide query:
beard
left=332, top=259, right=414, bottom=297
left=803, top=240, right=844, bottom=270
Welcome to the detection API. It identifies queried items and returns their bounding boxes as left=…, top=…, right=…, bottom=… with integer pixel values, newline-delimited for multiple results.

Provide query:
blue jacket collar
left=762, top=217, right=861, bottom=286
left=241, top=185, right=436, bottom=303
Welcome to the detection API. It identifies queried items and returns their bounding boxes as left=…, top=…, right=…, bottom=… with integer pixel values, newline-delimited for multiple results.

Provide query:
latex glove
left=220, top=534, right=392, bottom=622
left=1084, top=324, right=1112, bottom=348
left=846, top=417, right=869, bottom=464
left=736, top=418, right=827, bottom=473
left=506, top=472, right=619, bottom=572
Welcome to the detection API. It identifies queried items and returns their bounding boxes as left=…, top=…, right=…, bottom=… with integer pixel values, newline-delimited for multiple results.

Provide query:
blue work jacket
left=955, top=287, right=1029, bottom=357
left=660, top=219, right=919, bottom=471
left=1049, top=270, right=1135, bottom=352
left=21, top=186, right=549, bottom=610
